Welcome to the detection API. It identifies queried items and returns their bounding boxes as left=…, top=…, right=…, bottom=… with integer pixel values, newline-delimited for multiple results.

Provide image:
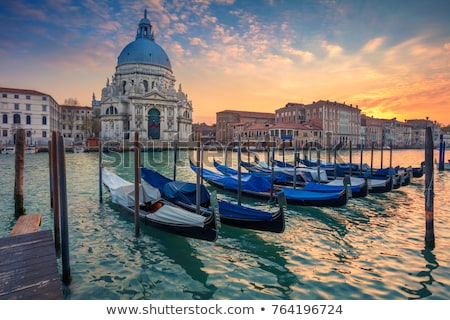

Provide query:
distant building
left=307, top=100, right=361, bottom=147
left=405, top=119, right=441, bottom=147
left=216, top=110, right=275, bottom=144
left=60, top=105, right=93, bottom=143
left=0, top=87, right=59, bottom=147
left=192, top=122, right=216, bottom=144
left=93, top=10, right=192, bottom=143
left=274, top=100, right=361, bottom=148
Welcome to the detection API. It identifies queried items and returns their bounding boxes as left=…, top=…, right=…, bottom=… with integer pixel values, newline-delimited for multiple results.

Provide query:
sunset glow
left=1, top=0, right=449, bottom=125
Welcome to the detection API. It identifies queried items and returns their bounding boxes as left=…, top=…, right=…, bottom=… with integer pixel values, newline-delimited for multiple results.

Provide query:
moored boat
left=190, top=160, right=348, bottom=207
left=102, top=167, right=219, bottom=242
left=215, top=159, right=368, bottom=198
left=140, top=166, right=286, bottom=233
left=1, top=146, right=15, bottom=154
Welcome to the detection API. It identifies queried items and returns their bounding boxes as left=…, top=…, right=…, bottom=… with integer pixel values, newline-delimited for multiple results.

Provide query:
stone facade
left=93, top=11, right=192, bottom=143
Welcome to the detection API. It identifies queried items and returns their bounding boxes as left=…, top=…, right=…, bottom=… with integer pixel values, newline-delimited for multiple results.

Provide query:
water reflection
left=400, top=249, right=439, bottom=299
left=218, top=226, right=299, bottom=298
left=103, top=197, right=217, bottom=299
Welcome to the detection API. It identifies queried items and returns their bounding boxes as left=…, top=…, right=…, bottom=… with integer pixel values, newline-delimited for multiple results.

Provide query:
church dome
left=117, top=10, right=172, bottom=71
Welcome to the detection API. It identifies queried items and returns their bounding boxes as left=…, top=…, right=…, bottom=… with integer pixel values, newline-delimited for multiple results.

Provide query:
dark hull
left=368, top=175, right=394, bottom=194
left=219, top=202, right=285, bottom=233
left=348, top=179, right=369, bottom=198
left=118, top=203, right=219, bottom=242
left=140, top=166, right=285, bottom=233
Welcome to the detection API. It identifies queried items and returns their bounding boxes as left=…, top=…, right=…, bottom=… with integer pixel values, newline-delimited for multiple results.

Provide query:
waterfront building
left=60, top=104, right=94, bottom=144
left=405, top=119, right=441, bottom=147
left=93, top=10, right=193, bottom=144
left=274, top=100, right=361, bottom=148
left=306, top=100, right=361, bottom=148
left=0, top=87, right=59, bottom=147
left=216, top=110, right=275, bottom=144
left=192, top=122, right=216, bottom=144
left=268, top=121, right=322, bottom=148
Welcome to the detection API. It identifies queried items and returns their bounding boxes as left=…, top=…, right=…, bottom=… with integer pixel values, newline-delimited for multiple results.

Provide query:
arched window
left=13, top=114, right=21, bottom=124
left=148, top=108, right=160, bottom=140
left=143, top=80, right=149, bottom=92
left=106, top=105, right=118, bottom=115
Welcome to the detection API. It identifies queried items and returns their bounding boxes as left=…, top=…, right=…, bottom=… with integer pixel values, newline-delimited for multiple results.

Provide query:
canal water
left=0, top=148, right=449, bottom=299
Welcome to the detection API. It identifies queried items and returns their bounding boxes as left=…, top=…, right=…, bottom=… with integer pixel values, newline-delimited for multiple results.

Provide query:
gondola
left=101, top=167, right=219, bottom=241
left=140, top=166, right=286, bottom=233
left=215, top=160, right=368, bottom=198
left=190, top=160, right=348, bottom=207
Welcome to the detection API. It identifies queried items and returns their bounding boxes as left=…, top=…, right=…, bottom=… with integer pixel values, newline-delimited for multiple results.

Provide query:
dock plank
left=0, top=230, right=63, bottom=300
left=10, top=213, right=42, bottom=236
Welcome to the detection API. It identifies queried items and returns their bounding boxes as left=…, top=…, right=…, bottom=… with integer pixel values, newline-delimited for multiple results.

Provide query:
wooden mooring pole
left=134, top=132, right=140, bottom=237
left=14, top=128, right=26, bottom=218
left=438, top=134, right=444, bottom=171
left=51, top=132, right=61, bottom=251
left=424, top=127, right=435, bottom=249
left=99, top=140, right=103, bottom=203
left=195, top=141, right=201, bottom=215
left=57, top=134, right=71, bottom=284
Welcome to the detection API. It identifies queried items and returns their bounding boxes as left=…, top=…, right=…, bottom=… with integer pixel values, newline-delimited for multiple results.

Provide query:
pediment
left=142, top=92, right=167, bottom=100
left=101, top=96, right=120, bottom=104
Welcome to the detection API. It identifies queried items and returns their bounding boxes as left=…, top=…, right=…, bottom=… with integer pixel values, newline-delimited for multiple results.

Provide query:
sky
left=1, top=0, right=449, bottom=125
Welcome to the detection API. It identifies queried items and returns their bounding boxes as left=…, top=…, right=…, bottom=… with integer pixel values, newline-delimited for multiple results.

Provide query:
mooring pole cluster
left=48, top=131, right=71, bottom=284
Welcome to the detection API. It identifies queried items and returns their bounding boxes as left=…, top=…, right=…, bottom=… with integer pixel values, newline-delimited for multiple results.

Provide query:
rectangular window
left=2, top=114, right=7, bottom=123
left=42, top=96, right=47, bottom=101
left=2, top=93, right=6, bottom=98
left=14, top=103, right=19, bottom=110
left=26, top=104, right=31, bottom=111
left=42, top=105, right=47, bottom=112
left=26, top=95, right=31, bottom=100
left=42, top=131, right=47, bottom=138
left=26, top=115, right=31, bottom=124
left=2, top=129, right=7, bottom=136
left=14, top=94, right=19, bottom=99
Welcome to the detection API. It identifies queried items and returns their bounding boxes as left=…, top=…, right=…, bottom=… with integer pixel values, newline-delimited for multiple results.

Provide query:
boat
left=190, top=160, right=348, bottom=207
left=436, top=160, right=450, bottom=171
left=25, top=146, right=38, bottom=154
left=1, top=146, right=15, bottom=154
left=140, top=166, right=286, bottom=233
left=73, top=145, right=85, bottom=153
left=217, top=160, right=368, bottom=198
left=255, top=159, right=330, bottom=183
left=297, top=158, right=396, bottom=193
left=411, top=162, right=425, bottom=178
left=101, top=167, right=219, bottom=242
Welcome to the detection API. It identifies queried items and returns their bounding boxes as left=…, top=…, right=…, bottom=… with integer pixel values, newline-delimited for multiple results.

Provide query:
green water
left=0, top=149, right=449, bottom=299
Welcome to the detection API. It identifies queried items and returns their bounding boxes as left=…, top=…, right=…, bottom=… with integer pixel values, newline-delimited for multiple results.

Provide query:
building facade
left=216, top=110, right=275, bottom=144
left=0, top=87, right=59, bottom=147
left=60, top=105, right=93, bottom=144
left=93, top=10, right=192, bottom=143
left=274, top=100, right=361, bottom=148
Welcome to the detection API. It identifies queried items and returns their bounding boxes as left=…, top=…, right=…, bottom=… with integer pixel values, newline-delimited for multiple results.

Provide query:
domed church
left=93, top=10, right=193, bottom=143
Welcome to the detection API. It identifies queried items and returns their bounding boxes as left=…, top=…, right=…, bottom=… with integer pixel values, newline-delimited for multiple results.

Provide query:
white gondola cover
left=102, top=168, right=206, bottom=227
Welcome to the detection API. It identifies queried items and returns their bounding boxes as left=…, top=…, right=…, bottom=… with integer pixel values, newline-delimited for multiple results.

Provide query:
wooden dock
left=0, top=230, right=63, bottom=299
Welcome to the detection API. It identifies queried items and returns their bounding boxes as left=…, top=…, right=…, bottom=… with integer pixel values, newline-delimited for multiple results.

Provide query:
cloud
left=190, top=37, right=209, bottom=48
left=322, top=42, right=343, bottom=57
left=362, top=37, right=385, bottom=53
